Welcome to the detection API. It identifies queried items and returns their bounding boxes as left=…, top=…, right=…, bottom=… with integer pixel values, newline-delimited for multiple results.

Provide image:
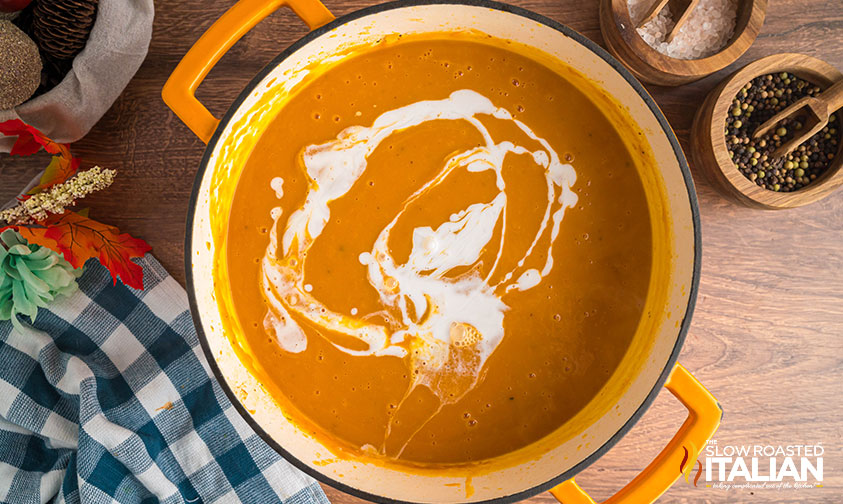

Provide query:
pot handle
left=162, top=0, right=334, bottom=143
left=550, top=364, right=721, bottom=504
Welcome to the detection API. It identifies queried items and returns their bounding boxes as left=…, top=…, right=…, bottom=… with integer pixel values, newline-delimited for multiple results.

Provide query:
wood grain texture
left=600, top=0, right=767, bottom=85
left=1, top=0, right=842, bottom=502
left=691, top=53, right=843, bottom=209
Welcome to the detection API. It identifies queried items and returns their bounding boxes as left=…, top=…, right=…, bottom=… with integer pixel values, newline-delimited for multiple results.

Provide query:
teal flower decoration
left=0, top=229, right=81, bottom=332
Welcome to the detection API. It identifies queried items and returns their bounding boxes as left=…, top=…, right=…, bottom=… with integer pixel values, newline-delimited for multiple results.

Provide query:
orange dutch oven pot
left=162, top=0, right=722, bottom=502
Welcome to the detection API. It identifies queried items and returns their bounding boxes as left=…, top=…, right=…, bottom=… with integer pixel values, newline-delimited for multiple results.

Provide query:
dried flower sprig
left=0, top=166, right=115, bottom=225
left=1, top=119, right=151, bottom=290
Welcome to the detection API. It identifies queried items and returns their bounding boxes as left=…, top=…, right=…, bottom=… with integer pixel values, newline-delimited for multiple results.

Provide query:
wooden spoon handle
left=665, top=0, right=701, bottom=43
left=637, top=0, right=671, bottom=28
left=821, top=79, right=843, bottom=115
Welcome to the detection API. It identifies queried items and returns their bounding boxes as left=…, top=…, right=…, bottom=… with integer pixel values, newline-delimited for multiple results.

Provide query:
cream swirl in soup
left=225, top=35, right=654, bottom=464
left=260, top=90, right=578, bottom=438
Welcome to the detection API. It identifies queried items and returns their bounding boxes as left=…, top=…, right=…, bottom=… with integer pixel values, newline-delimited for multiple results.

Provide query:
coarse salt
left=628, top=0, right=738, bottom=60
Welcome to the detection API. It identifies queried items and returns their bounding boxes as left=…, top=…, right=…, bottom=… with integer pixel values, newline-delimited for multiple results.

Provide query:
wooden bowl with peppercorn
left=691, top=53, right=843, bottom=209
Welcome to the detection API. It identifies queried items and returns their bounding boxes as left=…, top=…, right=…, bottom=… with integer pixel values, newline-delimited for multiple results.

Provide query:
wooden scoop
left=753, top=79, right=843, bottom=159
left=636, top=0, right=701, bottom=43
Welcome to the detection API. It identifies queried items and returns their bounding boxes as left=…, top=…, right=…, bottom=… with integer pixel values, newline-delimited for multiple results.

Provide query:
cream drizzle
left=260, top=90, right=578, bottom=452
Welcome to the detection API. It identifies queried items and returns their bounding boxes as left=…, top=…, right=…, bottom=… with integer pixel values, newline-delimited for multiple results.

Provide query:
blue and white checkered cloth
left=0, top=255, right=329, bottom=504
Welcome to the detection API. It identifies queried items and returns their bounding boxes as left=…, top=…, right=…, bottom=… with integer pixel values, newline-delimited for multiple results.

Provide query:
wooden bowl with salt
left=691, top=53, right=843, bottom=209
left=599, top=0, right=767, bottom=86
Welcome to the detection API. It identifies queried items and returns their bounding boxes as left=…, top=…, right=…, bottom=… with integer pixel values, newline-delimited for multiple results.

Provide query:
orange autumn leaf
left=27, top=155, right=82, bottom=196
left=19, top=212, right=152, bottom=289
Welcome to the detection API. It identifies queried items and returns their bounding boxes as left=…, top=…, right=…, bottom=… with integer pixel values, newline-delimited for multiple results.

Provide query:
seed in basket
left=0, top=19, right=41, bottom=109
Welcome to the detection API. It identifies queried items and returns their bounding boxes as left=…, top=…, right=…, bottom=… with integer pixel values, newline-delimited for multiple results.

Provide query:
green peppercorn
left=733, top=120, right=743, bottom=128
left=757, top=170, right=766, bottom=178
left=795, top=168, right=805, bottom=177
left=732, top=108, right=742, bottom=116
left=776, top=127, right=787, bottom=137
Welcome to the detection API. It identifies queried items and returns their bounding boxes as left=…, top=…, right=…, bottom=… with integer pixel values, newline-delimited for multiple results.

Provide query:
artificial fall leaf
left=0, top=119, right=79, bottom=195
left=0, top=119, right=69, bottom=157
left=27, top=155, right=82, bottom=196
left=19, top=212, right=152, bottom=290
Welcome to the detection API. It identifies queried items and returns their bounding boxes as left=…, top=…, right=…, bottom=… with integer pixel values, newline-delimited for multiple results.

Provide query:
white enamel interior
left=189, top=4, right=697, bottom=503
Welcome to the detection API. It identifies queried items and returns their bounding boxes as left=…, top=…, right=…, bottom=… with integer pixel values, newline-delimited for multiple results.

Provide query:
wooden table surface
left=2, top=1, right=842, bottom=502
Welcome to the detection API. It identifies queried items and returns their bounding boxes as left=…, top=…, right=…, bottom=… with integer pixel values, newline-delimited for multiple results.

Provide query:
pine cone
left=31, top=0, right=98, bottom=63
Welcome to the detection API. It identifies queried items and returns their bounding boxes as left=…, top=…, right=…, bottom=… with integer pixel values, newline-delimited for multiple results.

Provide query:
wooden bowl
left=599, top=0, right=767, bottom=86
left=691, top=53, right=843, bottom=209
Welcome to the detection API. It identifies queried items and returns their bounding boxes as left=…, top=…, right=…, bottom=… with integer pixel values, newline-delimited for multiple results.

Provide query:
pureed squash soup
left=222, top=32, right=660, bottom=467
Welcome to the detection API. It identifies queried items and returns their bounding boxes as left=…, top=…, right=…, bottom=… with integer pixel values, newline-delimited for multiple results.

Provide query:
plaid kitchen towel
left=0, top=254, right=329, bottom=504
